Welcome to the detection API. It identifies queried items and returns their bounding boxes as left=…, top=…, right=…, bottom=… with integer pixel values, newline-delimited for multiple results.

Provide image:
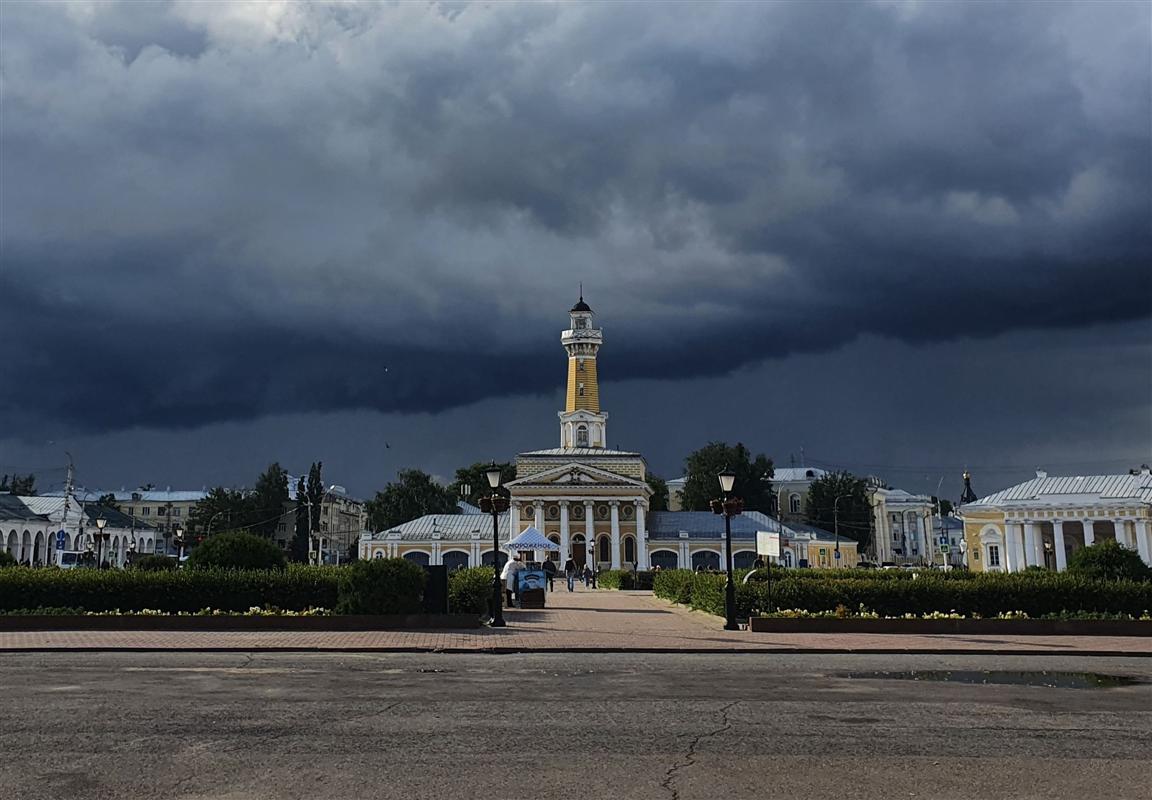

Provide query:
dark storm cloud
left=2, top=0, right=1149, bottom=435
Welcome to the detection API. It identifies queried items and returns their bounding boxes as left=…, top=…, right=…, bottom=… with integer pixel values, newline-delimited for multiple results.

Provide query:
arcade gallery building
left=359, top=297, right=857, bottom=571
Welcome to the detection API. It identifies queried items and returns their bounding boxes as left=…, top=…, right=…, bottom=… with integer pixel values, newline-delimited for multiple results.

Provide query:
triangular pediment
left=506, top=462, right=648, bottom=490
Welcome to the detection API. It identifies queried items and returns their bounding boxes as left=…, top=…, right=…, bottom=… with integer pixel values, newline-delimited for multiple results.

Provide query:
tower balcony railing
left=561, top=328, right=603, bottom=342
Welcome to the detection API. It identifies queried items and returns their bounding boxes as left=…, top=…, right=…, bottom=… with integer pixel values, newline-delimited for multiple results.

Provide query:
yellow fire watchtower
left=559, top=295, right=608, bottom=449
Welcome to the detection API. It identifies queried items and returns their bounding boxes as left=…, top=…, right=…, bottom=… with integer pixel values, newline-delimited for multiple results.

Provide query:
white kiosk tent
left=504, top=526, right=560, bottom=562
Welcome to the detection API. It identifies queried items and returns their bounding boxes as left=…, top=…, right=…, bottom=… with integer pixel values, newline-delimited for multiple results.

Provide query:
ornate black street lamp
left=710, top=468, right=743, bottom=631
left=94, top=516, right=111, bottom=569
left=478, top=463, right=509, bottom=628
left=833, top=493, right=853, bottom=566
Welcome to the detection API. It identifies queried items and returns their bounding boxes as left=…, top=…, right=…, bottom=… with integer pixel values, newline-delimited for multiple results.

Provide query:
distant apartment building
left=273, top=483, right=367, bottom=561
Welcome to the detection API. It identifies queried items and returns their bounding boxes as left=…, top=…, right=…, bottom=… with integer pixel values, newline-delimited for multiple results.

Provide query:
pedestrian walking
left=582, top=565, right=593, bottom=586
left=563, top=557, right=577, bottom=591
left=542, top=557, right=557, bottom=591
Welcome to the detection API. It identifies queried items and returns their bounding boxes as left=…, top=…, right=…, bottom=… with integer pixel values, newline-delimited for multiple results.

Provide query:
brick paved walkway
left=2, top=586, right=1149, bottom=654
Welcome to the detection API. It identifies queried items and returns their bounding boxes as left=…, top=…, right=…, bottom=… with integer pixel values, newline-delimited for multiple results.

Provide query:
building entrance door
left=571, top=535, right=586, bottom=569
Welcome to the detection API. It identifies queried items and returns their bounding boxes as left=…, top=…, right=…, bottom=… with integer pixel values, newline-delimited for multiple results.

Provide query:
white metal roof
left=968, top=473, right=1152, bottom=508
left=372, top=512, right=514, bottom=541
left=773, top=467, right=829, bottom=482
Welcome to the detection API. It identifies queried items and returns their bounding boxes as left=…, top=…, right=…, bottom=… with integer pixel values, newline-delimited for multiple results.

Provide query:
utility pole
left=60, top=453, right=75, bottom=567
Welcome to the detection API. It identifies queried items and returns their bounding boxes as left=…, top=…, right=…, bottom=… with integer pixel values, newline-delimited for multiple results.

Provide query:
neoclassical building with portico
left=360, top=296, right=853, bottom=569
left=960, top=468, right=1152, bottom=572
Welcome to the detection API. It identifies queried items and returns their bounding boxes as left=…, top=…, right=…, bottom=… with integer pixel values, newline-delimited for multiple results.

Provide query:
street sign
left=940, top=544, right=951, bottom=554
left=55, top=530, right=66, bottom=550
left=755, top=531, right=780, bottom=558
left=834, top=550, right=841, bottom=560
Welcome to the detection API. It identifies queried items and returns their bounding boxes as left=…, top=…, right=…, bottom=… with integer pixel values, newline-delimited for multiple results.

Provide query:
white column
left=1053, top=521, right=1068, bottom=572
left=1134, top=520, right=1151, bottom=566
left=509, top=501, right=520, bottom=540
left=636, top=500, right=648, bottom=570
left=559, top=501, right=570, bottom=562
left=1113, top=520, right=1129, bottom=548
left=918, top=514, right=932, bottom=563
left=1023, top=522, right=1039, bottom=567
left=432, top=540, right=441, bottom=565
left=609, top=501, right=621, bottom=569
left=533, top=501, right=544, bottom=532
left=1003, top=522, right=1019, bottom=572
left=584, top=501, right=594, bottom=563
left=1082, top=518, right=1095, bottom=547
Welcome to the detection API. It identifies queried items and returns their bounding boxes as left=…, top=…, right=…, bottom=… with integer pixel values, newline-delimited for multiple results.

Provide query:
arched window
left=789, top=494, right=801, bottom=515
left=442, top=551, right=469, bottom=571
left=548, top=535, right=561, bottom=562
left=691, top=551, right=720, bottom=571
left=597, top=535, right=611, bottom=563
left=782, top=550, right=794, bottom=567
left=481, top=550, right=508, bottom=568
left=623, top=535, right=636, bottom=564
left=403, top=551, right=430, bottom=566
left=650, top=550, right=678, bottom=569
left=733, top=550, right=757, bottom=569
left=576, top=425, right=589, bottom=447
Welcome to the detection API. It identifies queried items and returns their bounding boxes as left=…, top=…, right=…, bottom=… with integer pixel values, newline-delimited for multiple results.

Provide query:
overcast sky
left=2, top=1, right=1149, bottom=502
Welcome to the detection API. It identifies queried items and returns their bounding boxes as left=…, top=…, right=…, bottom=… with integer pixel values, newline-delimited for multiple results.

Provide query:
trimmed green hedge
left=0, top=565, right=341, bottom=613
left=448, top=567, right=496, bottom=615
left=598, top=570, right=656, bottom=590
left=653, top=569, right=1152, bottom=619
left=335, top=558, right=426, bottom=615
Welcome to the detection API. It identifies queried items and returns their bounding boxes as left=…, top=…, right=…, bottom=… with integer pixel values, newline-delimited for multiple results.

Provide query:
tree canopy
left=678, top=442, right=774, bottom=512
left=451, top=461, right=516, bottom=505
left=248, top=462, right=290, bottom=537
left=805, top=471, right=872, bottom=553
left=1067, top=539, right=1151, bottom=582
left=366, top=469, right=458, bottom=532
left=188, top=487, right=251, bottom=536
left=0, top=473, right=36, bottom=495
left=646, top=474, right=669, bottom=512
left=95, top=493, right=119, bottom=510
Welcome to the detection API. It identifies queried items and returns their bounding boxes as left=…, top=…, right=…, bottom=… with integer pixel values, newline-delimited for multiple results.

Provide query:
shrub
left=653, top=568, right=1152, bottom=619
left=599, top=570, right=656, bottom=590
left=0, top=551, right=16, bottom=568
left=448, top=566, right=496, bottom=616
left=131, top=554, right=177, bottom=572
left=0, top=565, right=340, bottom=613
left=336, top=558, right=426, bottom=615
left=1067, top=539, right=1151, bottom=582
left=187, top=532, right=286, bottom=572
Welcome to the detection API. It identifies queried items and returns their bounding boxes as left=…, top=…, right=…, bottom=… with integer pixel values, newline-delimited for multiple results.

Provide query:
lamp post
left=94, top=516, right=109, bottom=568
left=833, top=494, right=853, bottom=566
left=477, top=463, right=509, bottom=628
left=173, top=527, right=185, bottom=562
left=710, top=468, right=743, bottom=631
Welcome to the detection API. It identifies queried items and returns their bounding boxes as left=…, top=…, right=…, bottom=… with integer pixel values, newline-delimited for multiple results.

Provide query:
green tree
left=0, top=473, right=36, bottom=495
left=291, top=475, right=310, bottom=563
left=366, top=469, right=458, bottom=532
left=646, top=474, right=669, bottom=512
left=1067, top=539, right=1151, bottom=582
left=95, top=493, right=119, bottom=510
left=187, top=531, right=286, bottom=571
left=249, top=462, right=290, bottom=538
left=679, top=442, right=774, bottom=512
left=450, top=461, right=515, bottom=506
left=931, top=497, right=954, bottom=516
left=188, top=487, right=251, bottom=536
left=806, top=471, right=872, bottom=553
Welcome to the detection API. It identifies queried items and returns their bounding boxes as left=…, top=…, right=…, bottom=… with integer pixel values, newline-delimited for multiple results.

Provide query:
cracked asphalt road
left=2, top=652, right=1150, bottom=799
